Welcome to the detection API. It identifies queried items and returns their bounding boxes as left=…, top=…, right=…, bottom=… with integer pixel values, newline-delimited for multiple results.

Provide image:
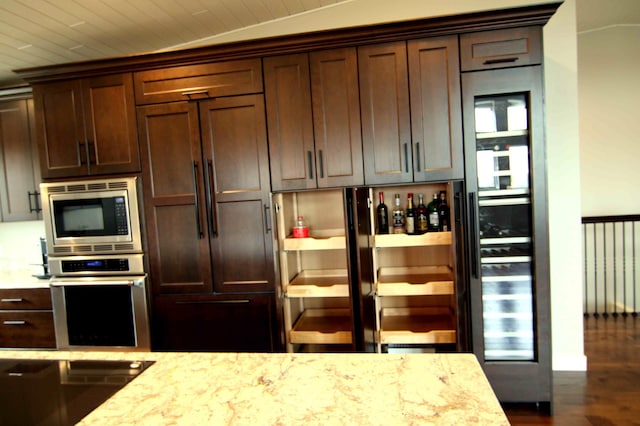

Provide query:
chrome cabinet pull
left=3, top=320, right=27, bottom=326
left=1, top=298, right=24, bottom=303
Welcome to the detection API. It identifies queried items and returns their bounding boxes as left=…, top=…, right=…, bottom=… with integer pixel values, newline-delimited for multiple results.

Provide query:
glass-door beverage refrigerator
left=462, top=64, right=552, bottom=409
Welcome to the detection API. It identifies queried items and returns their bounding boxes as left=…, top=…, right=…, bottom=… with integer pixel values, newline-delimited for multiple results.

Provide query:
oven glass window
left=65, top=285, right=136, bottom=347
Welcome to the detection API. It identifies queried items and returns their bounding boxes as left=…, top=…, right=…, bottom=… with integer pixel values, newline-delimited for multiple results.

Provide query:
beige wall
left=177, top=0, right=586, bottom=371
left=578, top=26, right=640, bottom=216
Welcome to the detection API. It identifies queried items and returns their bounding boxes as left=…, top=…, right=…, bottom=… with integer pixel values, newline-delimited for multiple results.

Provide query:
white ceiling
left=0, top=0, right=639, bottom=88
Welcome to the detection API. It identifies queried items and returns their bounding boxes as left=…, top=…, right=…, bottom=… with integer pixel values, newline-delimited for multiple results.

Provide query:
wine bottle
left=405, top=193, right=416, bottom=234
left=376, top=192, right=389, bottom=234
left=416, top=194, right=428, bottom=234
left=427, top=192, right=440, bottom=232
left=392, top=193, right=405, bottom=234
left=438, top=191, right=450, bottom=232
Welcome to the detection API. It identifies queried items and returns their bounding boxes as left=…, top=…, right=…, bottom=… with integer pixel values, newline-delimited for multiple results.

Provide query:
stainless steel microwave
left=41, top=177, right=142, bottom=256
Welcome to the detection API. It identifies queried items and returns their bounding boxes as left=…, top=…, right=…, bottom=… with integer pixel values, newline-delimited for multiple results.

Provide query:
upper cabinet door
left=33, top=73, right=139, bottom=179
left=358, top=41, right=413, bottom=185
left=199, top=95, right=275, bottom=293
left=33, top=80, right=87, bottom=178
left=408, top=36, right=464, bottom=181
left=310, top=48, right=364, bottom=188
left=264, top=54, right=316, bottom=191
left=81, top=73, right=140, bottom=176
left=0, top=98, right=41, bottom=221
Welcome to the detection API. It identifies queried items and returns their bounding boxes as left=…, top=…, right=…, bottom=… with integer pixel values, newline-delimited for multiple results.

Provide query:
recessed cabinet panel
left=460, top=26, right=542, bottom=71
left=359, top=42, right=412, bottom=185
left=0, top=98, right=41, bottom=221
left=408, top=36, right=463, bottom=181
left=138, top=102, right=213, bottom=295
left=33, top=73, right=139, bottom=178
left=33, top=80, right=85, bottom=177
left=310, top=48, right=363, bottom=188
left=264, top=54, right=315, bottom=191
left=134, top=59, right=263, bottom=105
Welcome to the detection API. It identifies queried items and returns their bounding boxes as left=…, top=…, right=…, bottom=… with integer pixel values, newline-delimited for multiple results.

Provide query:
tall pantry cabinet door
left=408, top=36, right=464, bottom=181
left=358, top=41, right=413, bottom=185
left=263, top=54, right=316, bottom=191
left=199, top=95, right=275, bottom=293
left=81, top=73, right=140, bottom=175
left=33, top=80, right=87, bottom=178
left=137, top=102, right=214, bottom=294
left=310, top=48, right=364, bottom=188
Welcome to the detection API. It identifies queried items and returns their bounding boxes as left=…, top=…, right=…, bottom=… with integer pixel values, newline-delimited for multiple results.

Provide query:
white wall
left=177, top=0, right=585, bottom=371
left=578, top=26, right=640, bottom=216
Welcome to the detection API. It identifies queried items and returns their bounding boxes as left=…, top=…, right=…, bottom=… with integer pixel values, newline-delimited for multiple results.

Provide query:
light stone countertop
left=0, top=350, right=509, bottom=425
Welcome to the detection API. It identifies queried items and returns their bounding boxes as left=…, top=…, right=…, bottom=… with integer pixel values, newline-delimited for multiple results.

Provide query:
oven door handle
left=50, top=279, right=143, bottom=287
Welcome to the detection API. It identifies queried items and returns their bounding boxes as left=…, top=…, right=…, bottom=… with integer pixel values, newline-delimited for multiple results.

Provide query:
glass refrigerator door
left=474, top=94, right=535, bottom=361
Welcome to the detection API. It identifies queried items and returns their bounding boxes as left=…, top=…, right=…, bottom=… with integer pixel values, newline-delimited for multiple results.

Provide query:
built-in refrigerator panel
left=462, top=65, right=552, bottom=407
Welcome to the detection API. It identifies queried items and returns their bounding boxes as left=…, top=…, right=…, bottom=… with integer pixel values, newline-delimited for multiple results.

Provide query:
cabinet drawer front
left=134, top=59, right=263, bottom=105
left=0, top=288, right=52, bottom=310
left=0, top=311, right=56, bottom=348
left=460, top=27, right=542, bottom=71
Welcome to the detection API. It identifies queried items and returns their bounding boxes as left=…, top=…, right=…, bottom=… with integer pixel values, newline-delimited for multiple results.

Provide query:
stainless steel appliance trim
left=40, top=176, right=142, bottom=256
left=51, top=275, right=151, bottom=352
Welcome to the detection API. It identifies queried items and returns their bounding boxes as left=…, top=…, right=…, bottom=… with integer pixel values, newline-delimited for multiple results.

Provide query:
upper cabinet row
left=264, top=35, right=463, bottom=191
left=28, top=26, right=539, bottom=185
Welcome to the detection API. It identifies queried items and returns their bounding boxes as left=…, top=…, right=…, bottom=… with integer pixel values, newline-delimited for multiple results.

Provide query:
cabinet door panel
left=264, top=54, right=316, bottom=191
left=33, top=80, right=86, bottom=178
left=200, top=95, right=270, bottom=198
left=213, top=199, right=274, bottom=292
left=408, top=36, right=463, bottom=181
left=138, top=102, right=213, bottom=294
left=200, top=95, right=275, bottom=293
left=152, top=293, right=277, bottom=352
left=0, top=99, right=40, bottom=221
left=310, top=48, right=363, bottom=188
left=83, top=73, right=140, bottom=175
left=359, top=42, right=412, bottom=185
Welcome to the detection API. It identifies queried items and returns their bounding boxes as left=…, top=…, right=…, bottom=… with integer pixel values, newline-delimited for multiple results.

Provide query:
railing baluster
left=582, top=215, right=640, bottom=317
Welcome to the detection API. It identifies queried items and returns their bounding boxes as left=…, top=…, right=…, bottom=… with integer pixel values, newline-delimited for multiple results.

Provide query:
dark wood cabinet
left=0, top=98, right=41, bottom=221
left=0, top=288, right=56, bottom=349
left=358, top=36, right=463, bottom=185
left=152, top=293, right=277, bottom=352
left=138, top=94, right=278, bottom=351
left=33, top=73, right=139, bottom=178
left=264, top=49, right=363, bottom=190
left=459, top=26, right=542, bottom=72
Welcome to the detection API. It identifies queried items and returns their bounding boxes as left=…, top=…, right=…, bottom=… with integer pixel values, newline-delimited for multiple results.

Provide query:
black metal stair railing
left=582, top=215, right=640, bottom=317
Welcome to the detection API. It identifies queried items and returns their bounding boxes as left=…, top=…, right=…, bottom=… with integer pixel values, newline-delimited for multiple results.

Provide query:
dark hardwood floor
left=503, top=316, right=640, bottom=425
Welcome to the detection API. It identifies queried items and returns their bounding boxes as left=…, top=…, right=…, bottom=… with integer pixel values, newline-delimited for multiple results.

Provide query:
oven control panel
left=48, top=253, right=144, bottom=276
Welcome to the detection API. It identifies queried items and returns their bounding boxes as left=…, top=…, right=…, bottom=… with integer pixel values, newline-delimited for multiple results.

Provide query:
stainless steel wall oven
left=49, top=254, right=150, bottom=351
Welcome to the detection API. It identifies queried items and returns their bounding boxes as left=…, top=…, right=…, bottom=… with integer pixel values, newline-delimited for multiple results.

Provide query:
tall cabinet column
left=460, top=27, right=552, bottom=408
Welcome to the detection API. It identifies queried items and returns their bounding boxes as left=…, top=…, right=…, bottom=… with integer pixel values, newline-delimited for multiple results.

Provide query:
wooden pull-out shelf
left=376, top=266, right=454, bottom=296
left=289, top=308, right=352, bottom=344
left=286, top=269, right=349, bottom=297
left=374, top=231, right=452, bottom=248
left=379, top=307, right=456, bottom=345
left=283, top=229, right=346, bottom=251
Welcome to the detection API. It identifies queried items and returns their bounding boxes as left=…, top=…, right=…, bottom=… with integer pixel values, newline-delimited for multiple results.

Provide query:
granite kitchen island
left=0, top=350, right=508, bottom=425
